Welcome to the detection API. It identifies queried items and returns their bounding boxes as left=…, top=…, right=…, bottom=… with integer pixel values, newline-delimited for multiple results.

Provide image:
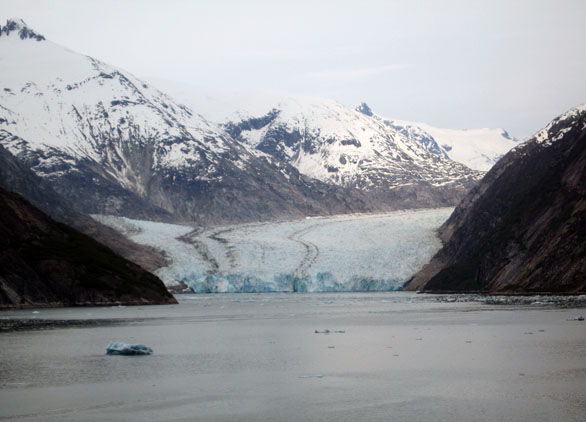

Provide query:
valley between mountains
left=2, top=6, right=586, bottom=422
left=1, top=18, right=584, bottom=298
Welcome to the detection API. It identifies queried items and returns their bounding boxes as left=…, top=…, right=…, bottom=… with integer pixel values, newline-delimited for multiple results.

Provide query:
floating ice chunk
left=106, top=342, right=153, bottom=355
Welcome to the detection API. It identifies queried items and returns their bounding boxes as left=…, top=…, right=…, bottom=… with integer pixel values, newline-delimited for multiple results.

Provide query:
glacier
left=94, top=208, right=452, bottom=293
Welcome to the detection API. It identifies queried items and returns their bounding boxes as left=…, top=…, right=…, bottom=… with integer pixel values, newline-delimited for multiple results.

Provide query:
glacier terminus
left=94, top=208, right=452, bottom=293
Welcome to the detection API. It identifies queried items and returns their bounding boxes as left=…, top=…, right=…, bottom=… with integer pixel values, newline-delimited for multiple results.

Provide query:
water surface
left=1, top=293, right=585, bottom=421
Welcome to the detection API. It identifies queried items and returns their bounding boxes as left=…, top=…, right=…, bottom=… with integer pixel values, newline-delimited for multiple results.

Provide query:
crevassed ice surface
left=94, top=208, right=452, bottom=293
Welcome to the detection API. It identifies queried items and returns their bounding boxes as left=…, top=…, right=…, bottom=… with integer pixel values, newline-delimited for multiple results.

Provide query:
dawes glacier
left=94, top=208, right=452, bottom=293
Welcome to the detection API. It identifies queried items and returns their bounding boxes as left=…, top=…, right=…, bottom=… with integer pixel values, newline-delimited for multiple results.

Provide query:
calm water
left=1, top=292, right=586, bottom=421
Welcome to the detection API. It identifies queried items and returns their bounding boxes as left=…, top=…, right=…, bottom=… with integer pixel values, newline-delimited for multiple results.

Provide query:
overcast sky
left=2, top=0, right=586, bottom=137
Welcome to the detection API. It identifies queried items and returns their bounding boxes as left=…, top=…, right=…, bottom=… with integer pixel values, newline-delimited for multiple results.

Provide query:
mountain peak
left=0, top=18, right=45, bottom=41
left=355, top=102, right=374, bottom=116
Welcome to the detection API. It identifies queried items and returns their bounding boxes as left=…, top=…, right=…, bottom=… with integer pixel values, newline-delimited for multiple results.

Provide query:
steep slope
left=0, top=187, right=177, bottom=308
left=406, top=105, right=586, bottom=293
left=0, top=142, right=167, bottom=272
left=225, top=97, right=482, bottom=209
left=0, top=19, right=375, bottom=225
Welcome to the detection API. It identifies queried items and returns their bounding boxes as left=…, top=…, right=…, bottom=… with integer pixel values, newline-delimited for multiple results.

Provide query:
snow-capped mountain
left=150, top=80, right=518, bottom=172
left=0, top=19, right=386, bottom=225
left=354, top=102, right=519, bottom=172
left=0, top=19, right=232, bottom=218
left=0, top=18, right=483, bottom=225
left=224, top=96, right=482, bottom=202
left=0, top=20, right=241, bottom=189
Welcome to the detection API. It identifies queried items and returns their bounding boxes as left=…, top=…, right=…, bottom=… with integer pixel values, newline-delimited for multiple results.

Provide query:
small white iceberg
left=106, top=342, right=153, bottom=356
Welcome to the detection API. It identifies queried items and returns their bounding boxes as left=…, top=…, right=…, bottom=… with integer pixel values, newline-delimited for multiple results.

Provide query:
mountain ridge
left=148, top=78, right=519, bottom=172
left=1, top=18, right=502, bottom=225
left=224, top=96, right=482, bottom=207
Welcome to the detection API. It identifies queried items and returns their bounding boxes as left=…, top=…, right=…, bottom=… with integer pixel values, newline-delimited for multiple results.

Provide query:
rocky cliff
left=0, top=142, right=167, bottom=272
left=0, top=187, right=177, bottom=308
left=406, top=105, right=586, bottom=293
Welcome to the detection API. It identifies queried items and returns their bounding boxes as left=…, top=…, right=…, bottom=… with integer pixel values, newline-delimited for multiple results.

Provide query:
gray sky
left=2, top=0, right=586, bottom=137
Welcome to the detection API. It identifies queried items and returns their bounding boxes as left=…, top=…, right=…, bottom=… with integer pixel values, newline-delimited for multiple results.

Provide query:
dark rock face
left=0, top=143, right=168, bottom=272
left=406, top=106, right=586, bottom=294
left=0, top=188, right=177, bottom=308
left=355, top=102, right=374, bottom=116
left=0, top=19, right=45, bottom=41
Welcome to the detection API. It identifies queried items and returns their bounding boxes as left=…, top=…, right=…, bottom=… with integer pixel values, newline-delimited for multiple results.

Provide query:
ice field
left=94, top=208, right=453, bottom=293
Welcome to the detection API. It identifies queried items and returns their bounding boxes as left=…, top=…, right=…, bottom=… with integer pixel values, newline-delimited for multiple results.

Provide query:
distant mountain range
left=148, top=80, right=519, bottom=172
left=380, top=116, right=517, bottom=172
left=0, top=19, right=517, bottom=225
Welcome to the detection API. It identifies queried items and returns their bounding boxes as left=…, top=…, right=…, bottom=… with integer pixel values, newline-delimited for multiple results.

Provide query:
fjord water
left=1, top=293, right=585, bottom=421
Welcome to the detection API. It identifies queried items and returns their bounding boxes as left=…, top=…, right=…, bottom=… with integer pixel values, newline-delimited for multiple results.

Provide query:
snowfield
left=94, top=208, right=452, bottom=293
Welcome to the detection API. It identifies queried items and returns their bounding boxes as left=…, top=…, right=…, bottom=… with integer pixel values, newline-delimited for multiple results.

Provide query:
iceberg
left=106, top=342, right=153, bottom=356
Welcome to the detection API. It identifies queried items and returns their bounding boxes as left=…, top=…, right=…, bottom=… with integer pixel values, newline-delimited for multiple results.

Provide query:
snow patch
left=533, top=104, right=586, bottom=147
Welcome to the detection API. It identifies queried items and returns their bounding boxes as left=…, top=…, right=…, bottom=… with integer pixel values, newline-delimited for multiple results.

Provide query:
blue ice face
left=94, top=208, right=452, bottom=293
left=106, top=342, right=153, bottom=356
